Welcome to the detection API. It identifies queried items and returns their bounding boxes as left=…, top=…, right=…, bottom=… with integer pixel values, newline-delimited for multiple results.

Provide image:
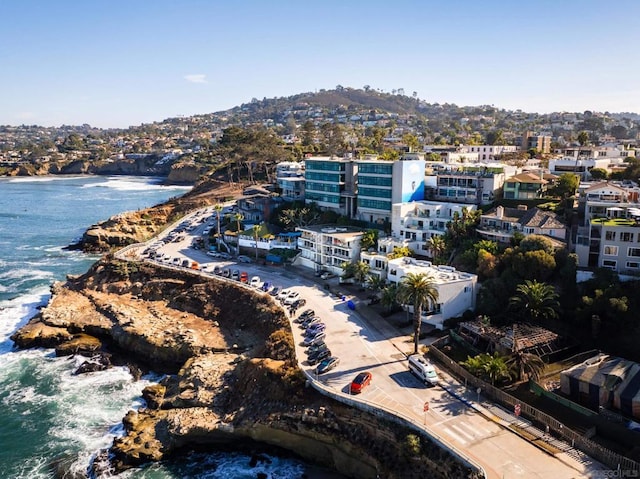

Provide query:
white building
left=386, top=257, right=478, bottom=330
left=462, top=145, right=518, bottom=161
left=276, top=161, right=305, bottom=201
left=390, top=201, right=477, bottom=257
left=549, top=146, right=634, bottom=180
left=296, top=225, right=364, bottom=275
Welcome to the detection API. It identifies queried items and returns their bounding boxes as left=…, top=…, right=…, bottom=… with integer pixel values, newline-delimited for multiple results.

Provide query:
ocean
left=0, top=176, right=327, bottom=479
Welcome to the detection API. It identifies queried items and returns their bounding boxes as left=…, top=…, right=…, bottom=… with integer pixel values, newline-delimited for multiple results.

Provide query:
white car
left=277, top=289, right=290, bottom=302
left=250, top=276, right=261, bottom=288
left=283, top=291, right=300, bottom=305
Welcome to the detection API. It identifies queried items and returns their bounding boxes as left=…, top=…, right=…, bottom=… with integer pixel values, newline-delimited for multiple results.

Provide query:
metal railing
left=429, top=338, right=640, bottom=473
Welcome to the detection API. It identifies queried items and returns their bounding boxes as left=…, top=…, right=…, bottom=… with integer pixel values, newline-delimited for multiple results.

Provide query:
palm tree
left=253, top=224, right=260, bottom=260
left=508, top=325, right=546, bottom=382
left=352, top=261, right=371, bottom=287
left=397, top=273, right=439, bottom=354
left=366, top=274, right=386, bottom=294
left=427, top=235, right=446, bottom=263
left=233, top=213, right=244, bottom=234
left=360, top=229, right=378, bottom=251
left=213, top=204, right=223, bottom=236
left=509, top=280, right=560, bottom=323
left=380, top=284, right=399, bottom=313
left=484, top=352, right=513, bottom=385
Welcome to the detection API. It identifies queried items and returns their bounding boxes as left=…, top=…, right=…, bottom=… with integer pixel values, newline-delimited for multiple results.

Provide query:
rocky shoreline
left=11, top=257, right=480, bottom=479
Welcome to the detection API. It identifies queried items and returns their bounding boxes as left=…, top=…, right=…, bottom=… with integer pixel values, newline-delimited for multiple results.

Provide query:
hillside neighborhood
left=4, top=87, right=640, bottom=472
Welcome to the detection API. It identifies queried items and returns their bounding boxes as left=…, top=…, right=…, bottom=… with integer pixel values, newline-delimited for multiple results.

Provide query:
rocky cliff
left=79, top=178, right=243, bottom=252
left=12, top=258, right=480, bottom=479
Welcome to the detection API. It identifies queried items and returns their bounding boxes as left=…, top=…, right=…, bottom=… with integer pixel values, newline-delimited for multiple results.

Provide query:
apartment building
left=296, top=224, right=364, bottom=275
left=522, top=132, right=552, bottom=154
left=390, top=201, right=477, bottom=257
left=574, top=182, right=640, bottom=271
left=549, top=146, right=634, bottom=180
left=461, top=145, right=517, bottom=161
left=386, top=258, right=478, bottom=329
left=276, top=161, right=305, bottom=201
left=503, top=171, right=549, bottom=200
left=303, top=155, right=425, bottom=223
left=428, top=163, right=517, bottom=205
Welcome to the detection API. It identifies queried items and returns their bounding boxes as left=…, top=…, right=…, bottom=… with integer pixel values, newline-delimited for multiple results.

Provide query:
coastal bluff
left=11, top=258, right=480, bottom=479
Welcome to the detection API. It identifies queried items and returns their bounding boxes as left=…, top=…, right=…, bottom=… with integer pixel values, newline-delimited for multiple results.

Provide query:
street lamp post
left=253, top=224, right=259, bottom=261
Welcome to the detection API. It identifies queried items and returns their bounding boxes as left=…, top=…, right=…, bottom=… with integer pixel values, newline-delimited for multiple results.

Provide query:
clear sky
left=2, top=0, right=639, bottom=128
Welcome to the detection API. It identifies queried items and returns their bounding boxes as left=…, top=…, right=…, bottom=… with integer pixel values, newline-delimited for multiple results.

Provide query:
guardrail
left=303, top=370, right=488, bottom=478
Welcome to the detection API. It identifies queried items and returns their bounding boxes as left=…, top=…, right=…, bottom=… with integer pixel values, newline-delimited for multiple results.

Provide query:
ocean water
left=0, top=176, right=323, bottom=479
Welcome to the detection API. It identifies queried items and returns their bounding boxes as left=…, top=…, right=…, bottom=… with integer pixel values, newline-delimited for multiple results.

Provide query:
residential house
left=476, top=205, right=567, bottom=244
left=276, top=161, right=305, bottom=201
left=503, top=171, right=550, bottom=200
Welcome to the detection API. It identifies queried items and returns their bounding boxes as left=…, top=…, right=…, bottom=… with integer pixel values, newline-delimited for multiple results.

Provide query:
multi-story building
left=355, top=153, right=426, bottom=224
left=304, top=155, right=425, bottom=223
left=476, top=205, right=566, bottom=244
left=503, top=171, right=550, bottom=200
left=386, top=258, right=478, bottom=330
left=461, top=145, right=517, bottom=161
left=522, top=132, right=552, bottom=154
left=389, top=201, right=477, bottom=257
left=549, top=146, right=634, bottom=180
left=428, top=163, right=516, bottom=205
left=296, top=225, right=364, bottom=275
left=574, top=182, right=640, bottom=271
left=304, top=156, right=354, bottom=216
left=276, top=161, right=305, bottom=201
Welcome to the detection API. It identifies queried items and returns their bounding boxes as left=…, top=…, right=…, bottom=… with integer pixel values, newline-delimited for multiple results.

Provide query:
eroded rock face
left=13, top=259, right=480, bottom=479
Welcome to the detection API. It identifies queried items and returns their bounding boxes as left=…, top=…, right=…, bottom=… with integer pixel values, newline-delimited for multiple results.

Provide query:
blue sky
left=2, top=0, right=639, bottom=128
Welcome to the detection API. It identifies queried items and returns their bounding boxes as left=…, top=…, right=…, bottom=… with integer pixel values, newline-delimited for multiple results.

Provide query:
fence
left=429, top=337, right=640, bottom=473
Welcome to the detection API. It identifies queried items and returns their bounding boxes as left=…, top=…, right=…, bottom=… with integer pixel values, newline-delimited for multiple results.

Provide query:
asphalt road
left=127, top=208, right=601, bottom=479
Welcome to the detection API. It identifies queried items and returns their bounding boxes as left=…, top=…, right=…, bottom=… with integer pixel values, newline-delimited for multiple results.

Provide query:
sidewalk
left=288, top=264, right=608, bottom=477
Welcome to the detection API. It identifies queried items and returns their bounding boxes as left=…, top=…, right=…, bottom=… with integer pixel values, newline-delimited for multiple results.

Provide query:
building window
left=620, top=232, right=633, bottom=242
left=390, top=269, right=397, bottom=276
left=626, top=262, right=640, bottom=269
left=602, top=260, right=617, bottom=269
left=628, top=247, right=640, bottom=257
left=603, top=245, right=618, bottom=256
left=605, top=231, right=616, bottom=241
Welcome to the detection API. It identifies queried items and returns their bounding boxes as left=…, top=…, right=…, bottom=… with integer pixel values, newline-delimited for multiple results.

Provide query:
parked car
left=277, top=289, right=290, bottom=301
left=222, top=268, right=231, bottom=278
left=315, top=356, right=340, bottom=374
left=291, top=298, right=306, bottom=308
left=307, top=347, right=331, bottom=365
left=269, top=287, right=280, bottom=297
left=349, top=371, right=372, bottom=394
left=261, top=281, right=273, bottom=293
left=320, top=272, right=334, bottom=280
left=181, top=259, right=190, bottom=267
left=240, top=271, right=249, bottom=283
left=231, top=270, right=240, bottom=280
left=297, top=309, right=315, bottom=320
left=408, top=354, right=439, bottom=386
left=304, top=323, right=326, bottom=335
left=250, top=276, right=261, bottom=288
left=218, top=252, right=232, bottom=259
left=300, top=316, right=321, bottom=329
left=306, top=341, right=327, bottom=355
left=213, top=266, right=222, bottom=275
left=303, top=331, right=326, bottom=347
left=237, top=255, right=253, bottom=263
left=172, top=257, right=181, bottom=264
left=283, top=291, right=300, bottom=305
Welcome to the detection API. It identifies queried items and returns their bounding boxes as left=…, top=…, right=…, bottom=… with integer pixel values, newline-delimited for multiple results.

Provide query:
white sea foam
left=82, top=177, right=191, bottom=192
left=5, top=176, right=88, bottom=183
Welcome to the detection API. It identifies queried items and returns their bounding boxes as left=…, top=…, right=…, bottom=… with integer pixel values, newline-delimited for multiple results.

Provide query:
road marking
left=450, top=423, right=478, bottom=442
left=442, top=427, right=467, bottom=444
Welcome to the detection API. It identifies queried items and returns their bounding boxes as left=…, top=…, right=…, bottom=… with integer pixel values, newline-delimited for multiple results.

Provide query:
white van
left=408, top=354, right=439, bottom=386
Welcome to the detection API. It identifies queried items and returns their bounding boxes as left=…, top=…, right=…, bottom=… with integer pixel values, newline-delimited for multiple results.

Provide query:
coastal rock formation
left=12, top=259, right=480, bottom=479
left=78, top=178, right=243, bottom=252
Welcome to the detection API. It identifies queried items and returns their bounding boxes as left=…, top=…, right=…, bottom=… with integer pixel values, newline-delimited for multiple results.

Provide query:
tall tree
left=509, top=280, right=560, bottom=323
left=427, top=235, right=446, bottom=263
left=577, top=131, right=590, bottom=146
left=397, top=273, right=439, bottom=354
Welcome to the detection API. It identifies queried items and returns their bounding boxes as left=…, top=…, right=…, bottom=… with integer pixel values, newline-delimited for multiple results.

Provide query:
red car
left=350, top=371, right=372, bottom=394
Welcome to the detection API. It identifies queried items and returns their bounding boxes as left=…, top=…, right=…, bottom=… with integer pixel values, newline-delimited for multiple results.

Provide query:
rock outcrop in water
left=12, top=258, right=480, bottom=479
